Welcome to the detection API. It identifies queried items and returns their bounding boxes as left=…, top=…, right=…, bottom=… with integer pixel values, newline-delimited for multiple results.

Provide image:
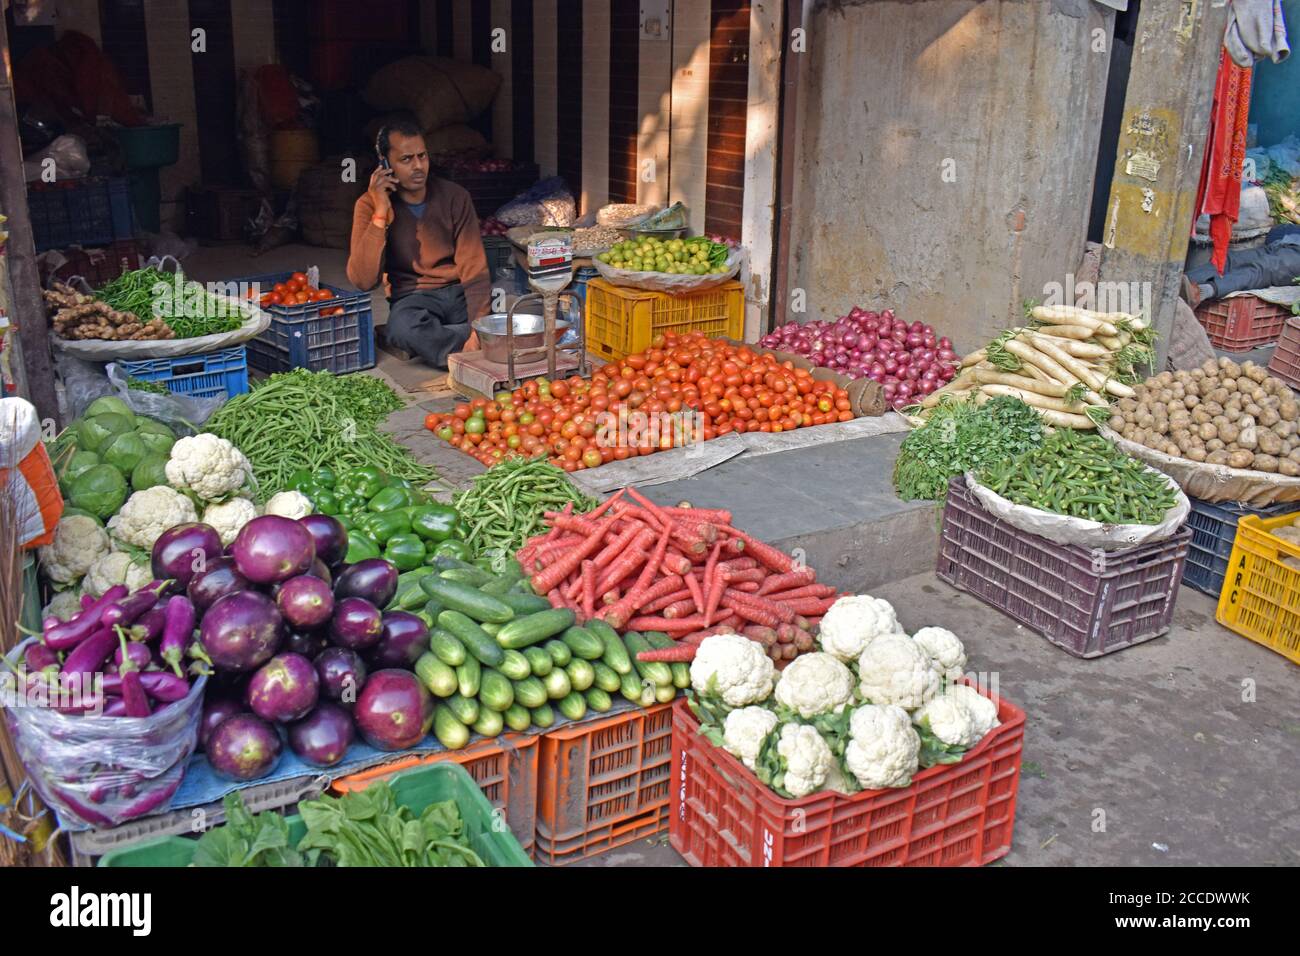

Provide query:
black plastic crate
left=483, top=235, right=516, bottom=280
left=937, top=477, right=1190, bottom=658
left=27, top=177, right=133, bottom=252
left=1183, top=497, right=1298, bottom=598
left=236, top=272, right=375, bottom=374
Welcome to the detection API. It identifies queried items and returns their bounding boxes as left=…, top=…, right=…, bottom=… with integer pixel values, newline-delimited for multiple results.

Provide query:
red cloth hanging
left=1194, top=48, right=1254, bottom=275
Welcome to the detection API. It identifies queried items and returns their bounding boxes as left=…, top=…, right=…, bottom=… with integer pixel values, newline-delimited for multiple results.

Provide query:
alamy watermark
left=1041, top=274, right=1152, bottom=320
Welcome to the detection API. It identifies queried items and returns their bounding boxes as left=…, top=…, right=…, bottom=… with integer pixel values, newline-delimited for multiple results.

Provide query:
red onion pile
left=481, top=216, right=510, bottom=237
left=759, top=308, right=960, bottom=410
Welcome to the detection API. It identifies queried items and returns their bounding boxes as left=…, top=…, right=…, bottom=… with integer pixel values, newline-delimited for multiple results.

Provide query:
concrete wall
left=1248, top=0, right=1300, bottom=148
left=787, top=0, right=1114, bottom=353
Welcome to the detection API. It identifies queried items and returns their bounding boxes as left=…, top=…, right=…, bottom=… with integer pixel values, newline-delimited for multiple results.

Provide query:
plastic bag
left=105, top=363, right=223, bottom=429
left=495, top=176, right=576, bottom=227
left=22, top=134, right=90, bottom=182
left=1099, top=423, right=1300, bottom=507
left=964, top=470, right=1190, bottom=551
left=3, top=641, right=206, bottom=829
left=592, top=246, right=746, bottom=294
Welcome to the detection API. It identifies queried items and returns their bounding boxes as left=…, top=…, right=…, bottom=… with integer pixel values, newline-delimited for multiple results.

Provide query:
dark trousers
left=386, top=284, right=471, bottom=368
left=1187, top=241, right=1300, bottom=298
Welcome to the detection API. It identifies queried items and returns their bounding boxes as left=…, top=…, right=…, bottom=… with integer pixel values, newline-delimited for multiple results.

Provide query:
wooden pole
left=1095, top=0, right=1231, bottom=367
left=0, top=12, right=61, bottom=425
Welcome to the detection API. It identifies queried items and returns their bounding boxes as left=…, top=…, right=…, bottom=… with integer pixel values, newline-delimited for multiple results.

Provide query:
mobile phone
left=375, top=126, right=391, bottom=170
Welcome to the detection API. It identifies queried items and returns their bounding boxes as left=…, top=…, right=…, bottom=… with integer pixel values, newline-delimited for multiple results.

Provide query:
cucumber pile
left=407, top=559, right=687, bottom=749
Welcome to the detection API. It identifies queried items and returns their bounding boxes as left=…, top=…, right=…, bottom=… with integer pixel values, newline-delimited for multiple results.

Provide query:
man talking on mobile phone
left=347, top=117, right=490, bottom=368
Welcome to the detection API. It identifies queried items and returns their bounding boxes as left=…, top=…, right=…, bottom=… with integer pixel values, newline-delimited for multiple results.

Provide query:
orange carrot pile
left=515, top=488, right=840, bottom=669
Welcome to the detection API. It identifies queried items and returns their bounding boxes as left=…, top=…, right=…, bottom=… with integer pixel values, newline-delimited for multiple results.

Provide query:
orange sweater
left=346, top=178, right=491, bottom=319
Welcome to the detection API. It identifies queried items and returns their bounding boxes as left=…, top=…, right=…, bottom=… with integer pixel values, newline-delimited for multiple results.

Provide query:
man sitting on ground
left=1182, top=224, right=1300, bottom=308
left=347, top=118, right=490, bottom=368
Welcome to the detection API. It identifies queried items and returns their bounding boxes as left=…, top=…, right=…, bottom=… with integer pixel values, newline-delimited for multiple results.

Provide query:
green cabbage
left=67, top=464, right=129, bottom=519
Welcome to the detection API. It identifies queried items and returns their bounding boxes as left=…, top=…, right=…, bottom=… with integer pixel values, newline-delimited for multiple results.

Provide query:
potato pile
left=43, top=282, right=174, bottom=341
left=1109, top=358, right=1300, bottom=475
left=1271, top=519, right=1300, bottom=570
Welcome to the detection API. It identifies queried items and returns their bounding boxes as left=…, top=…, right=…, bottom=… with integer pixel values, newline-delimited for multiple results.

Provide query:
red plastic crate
left=936, top=477, right=1190, bottom=658
left=328, top=733, right=539, bottom=855
left=1195, top=295, right=1291, bottom=351
left=670, top=690, right=1025, bottom=867
left=534, top=703, right=673, bottom=865
left=1266, top=317, right=1300, bottom=390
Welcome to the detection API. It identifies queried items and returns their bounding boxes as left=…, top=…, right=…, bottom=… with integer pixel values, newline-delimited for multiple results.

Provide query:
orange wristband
left=371, top=214, right=388, bottom=229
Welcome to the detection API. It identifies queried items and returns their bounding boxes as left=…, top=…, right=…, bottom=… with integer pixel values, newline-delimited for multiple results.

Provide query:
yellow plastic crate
left=584, top=278, right=744, bottom=361
left=1216, top=510, right=1300, bottom=665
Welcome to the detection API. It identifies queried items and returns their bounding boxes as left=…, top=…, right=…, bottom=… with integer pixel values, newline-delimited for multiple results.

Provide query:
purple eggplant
left=159, top=595, right=198, bottom=677
left=60, top=627, right=118, bottom=679
left=277, top=574, right=334, bottom=631
left=282, top=628, right=330, bottom=660
left=127, top=604, right=167, bottom=644
left=332, top=559, right=398, bottom=609
left=80, top=594, right=97, bottom=611
left=140, top=671, right=191, bottom=702
left=187, top=557, right=251, bottom=613
left=329, top=597, right=384, bottom=651
left=113, top=632, right=152, bottom=718
left=245, top=652, right=320, bottom=723
left=42, top=616, right=59, bottom=631
left=114, top=774, right=183, bottom=821
left=200, top=590, right=283, bottom=673
left=299, top=514, right=348, bottom=568
left=113, top=640, right=153, bottom=671
left=152, top=523, right=224, bottom=590
left=207, top=713, right=282, bottom=781
left=101, top=582, right=169, bottom=630
left=230, top=515, right=317, bottom=584
left=368, top=611, right=430, bottom=670
left=42, top=585, right=128, bottom=651
left=24, top=643, right=60, bottom=673
left=306, top=557, right=333, bottom=584
left=288, top=702, right=355, bottom=767
left=199, top=697, right=245, bottom=751
left=354, top=669, right=434, bottom=751
left=315, top=647, right=367, bottom=704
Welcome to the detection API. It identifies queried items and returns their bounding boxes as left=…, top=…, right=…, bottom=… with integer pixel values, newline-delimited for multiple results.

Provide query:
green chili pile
left=126, top=376, right=169, bottom=395
left=453, top=456, right=597, bottom=559
left=97, top=267, right=245, bottom=338
left=979, top=428, right=1178, bottom=525
left=205, top=369, right=436, bottom=499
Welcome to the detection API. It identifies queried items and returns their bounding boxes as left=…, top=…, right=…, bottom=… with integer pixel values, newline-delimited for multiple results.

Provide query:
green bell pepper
left=287, top=468, right=315, bottom=493
left=410, top=504, right=461, bottom=544
left=366, top=485, right=410, bottom=514
left=345, top=531, right=380, bottom=564
left=335, top=515, right=355, bottom=533
left=337, top=494, right=368, bottom=516
left=312, top=489, right=339, bottom=515
left=311, top=467, right=337, bottom=489
left=431, top=538, right=474, bottom=562
left=348, top=466, right=388, bottom=500
left=384, top=534, right=428, bottom=573
left=363, top=511, right=412, bottom=546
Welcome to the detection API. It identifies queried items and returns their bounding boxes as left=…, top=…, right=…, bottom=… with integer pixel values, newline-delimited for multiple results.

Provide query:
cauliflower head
left=263, top=490, right=312, bottom=520
left=690, top=633, right=776, bottom=709
left=42, top=588, right=84, bottom=622
left=722, top=706, right=779, bottom=770
left=912, top=694, right=978, bottom=749
left=203, top=497, right=260, bottom=545
left=773, top=652, right=855, bottom=718
left=818, top=595, right=901, bottom=662
left=107, top=486, right=198, bottom=550
left=911, top=626, right=967, bottom=683
left=856, top=633, right=940, bottom=710
left=775, top=723, right=836, bottom=797
left=40, top=515, right=110, bottom=585
left=166, top=434, right=250, bottom=501
left=945, top=684, right=1000, bottom=739
left=83, top=551, right=153, bottom=597
left=844, top=704, right=920, bottom=790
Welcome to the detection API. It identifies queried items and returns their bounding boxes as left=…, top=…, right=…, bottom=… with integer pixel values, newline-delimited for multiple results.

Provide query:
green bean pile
left=205, top=370, right=436, bottom=500
left=979, top=429, right=1178, bottom=525
left=97, top=267, right=245, bottom=338
left=453, top=457, right=597, bottom=558
left=126, top=376, right=169, bottom=395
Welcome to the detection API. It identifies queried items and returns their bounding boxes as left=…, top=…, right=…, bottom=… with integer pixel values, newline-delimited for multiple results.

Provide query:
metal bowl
left=472, top=312, right=573, bottom=365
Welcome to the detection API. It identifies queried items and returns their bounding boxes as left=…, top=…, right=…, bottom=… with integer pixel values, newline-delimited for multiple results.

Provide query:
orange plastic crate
left=534, top=703, right=674, bottom=864
left=1194, top=295, right=1290, bottom=351
left=584, top=278, right=744, bottom=361
left=1266, top=317, right=1300, bottom=390
left=670, top=688, right=1025, bottom=867
left=329, top=733, right=540, bottom=854
left=1215, top=510, right=1300, bottom=665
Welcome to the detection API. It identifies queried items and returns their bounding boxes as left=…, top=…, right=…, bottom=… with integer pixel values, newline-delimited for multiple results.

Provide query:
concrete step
left=641, top=432, right=938, bottom=593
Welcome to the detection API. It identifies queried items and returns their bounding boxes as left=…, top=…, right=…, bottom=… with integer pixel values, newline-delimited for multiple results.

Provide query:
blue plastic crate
left=119, top=346, right=250, bottom=401
left=27, top=177, right=134, bottom=252
left=237, top=272, right=375, bottom=374
left=1183, top=496, right=1298, bottom=597
left=569, top=265, right=600, bottom=307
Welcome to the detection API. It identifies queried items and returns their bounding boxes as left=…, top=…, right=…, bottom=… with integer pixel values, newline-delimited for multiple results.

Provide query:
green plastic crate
left=97, top=763, right=533, bottom=867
